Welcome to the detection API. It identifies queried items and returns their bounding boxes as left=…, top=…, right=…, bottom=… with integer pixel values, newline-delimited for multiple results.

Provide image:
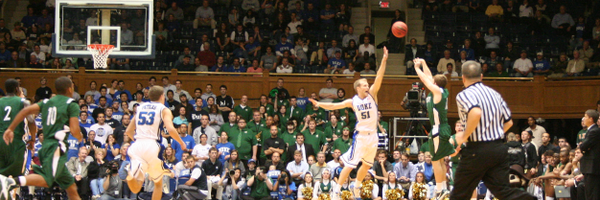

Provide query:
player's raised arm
left=369, top=47, right=389, bottom=99
left=3, top=104, right=40, bottom=145
left=162, top=108, right=187, bottom=152
left=414, top=58, right=442, bottom=98
left=308, top=98, right=353, bottom=111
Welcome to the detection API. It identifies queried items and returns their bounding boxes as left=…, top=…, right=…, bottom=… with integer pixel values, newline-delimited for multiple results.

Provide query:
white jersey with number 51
left=352, top=94, right=378, bottom=133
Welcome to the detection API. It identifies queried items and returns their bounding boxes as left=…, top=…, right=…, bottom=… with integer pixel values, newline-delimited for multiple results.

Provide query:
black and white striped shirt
left=456, top=82, right=511, bottom=142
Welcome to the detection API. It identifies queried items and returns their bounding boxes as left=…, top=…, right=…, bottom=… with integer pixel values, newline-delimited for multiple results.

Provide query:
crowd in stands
left=2, top=0, right=400, bottom=75
left=407, top=0, right=600, bottom=77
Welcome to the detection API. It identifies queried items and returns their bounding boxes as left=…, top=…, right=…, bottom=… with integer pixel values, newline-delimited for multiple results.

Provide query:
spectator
left=538, top=132, right=560, bottom=159
left=460, top=39, right=476, bottom=60
left=244, top=36, right=261, bottom=61
left=98, top=160, right=122, bottom=200
left=194, top=0, right=216, bottom=29
left=260, top=46, right=278, bottom=71
left=549, top=53, right=569, bottom=77
left=485, top=0, right=503, bottom=22
left=120, top=22, right=133, bottom=45
left=31, top=45, right=46, bottom=64
left=360, top=26, right=376, bottom=45
left=358, top=36, right=376, bottom=57
left=565, top=51, right=585, bottom=76
left=193, top=114, right=218, bottom=146
left=484, top=28, right=501, bottom=53
left=176, top=56, right=195, bottom=71
left=208, top=106, right=224, bottom=132
left=533, top=52, right=551, bottom=75
left=192, top=132, right=212, bottom=165
left=176, top=47, right=196, bottom=66
left=21, top=8, right=37, bottom=28
left=176, top=155, right=209, bottom=198
left=293, top=39, right=309, bottom=65
left=551, top=6, right=574, bottom=36
left=342, top=26, right=359, bottom=48
left=198, top=43, right=216, bottom=68
left=302, top=3, right=320, bottom=31
left=90, top=113, right=113, bottom=145
left=87, top=149, right=109, bottom=200
left=276, top=57, right=294, bottom=73
left=211, top=56, right=228, bottom=72
left=7, top=51, right=26, bottom=68
left=229, top=7, right=242, bottom=27
left=344, top=40, right=359, bottom=65
left=275, top=36, right=294, bottom=58
left=165, top=14, right=181, bottom=32
left=439, top=0, right=454, bottom=13
left=489, top=63, right=510, bottom=77
left=218, top=168, right=245, bottom=200
left=319, top=3, right=336, bottom=30
left=404, top=38, right=424, bottom=72
left=520, top=131, right=538, bottom=170
left=10, top=22, right=25, bottom=42
left=202, top=147, right=224, bottom=200
left=225, top=58, right=246, bottom=72
left=166, top=2, right=184, bottom=20
left=246, top=59, right=263, bottom=74
left=35, top=77, right=52, bottom=100
left=66, top=147, right=91, bottom=199
left=36, top=9, right=53, bottom=28
left=246, top=166, right=274, bottom=199
left=110, top=58, right=130, bottom=70
left=579, top=40, right=594, bottom=64
left=437, top=50, right=456, bottom=74
left=326, top=51, right=346, bottom=74
left=513, top=51, right=533, bottom=77
left=519, top=0, right=534, bottom=19
left=593, top=19, right=600, bottom=47
left=443, top=63, right=459, bottom=78
left=309, top=152, right=328, bottom=182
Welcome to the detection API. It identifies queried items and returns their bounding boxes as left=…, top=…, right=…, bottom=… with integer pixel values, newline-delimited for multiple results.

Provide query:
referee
left=450, top=61, right=536, bottom=200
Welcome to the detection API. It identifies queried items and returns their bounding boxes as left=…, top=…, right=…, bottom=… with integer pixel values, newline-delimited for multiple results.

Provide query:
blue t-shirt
left=0, top=50, right=11, bottom=62
left=216, top=142, right=235, bottom=164
left=66, top=134, right=83, bottom=160
left=80, top=121, right=93, bottom=133
left=275, top=42, right=294, bottom=54
left=245, top=41, right=261, bottom=52
left=575, top=23, right=585, bottom=39
left=211, top=64, right=228, bottom=72
left=320, top=9, right=336, bottom=24
left=173, top=135, right=196, bottom=160
left=225, top=66, right=247, bottom=72
left=328, top=58, right=346, bottom=69
left=533, top=60, right=550, bottom=71
left=424, top=162, right=434, bottom=183
left=102, top=143, right=121, bottom=161
left=459, top=48, right=475, bottom=60
left=296, top=97, right=309, bottom=110
left=114, top=90, right=132, bottom=103
left=112, top=111, right=123, bottom=122
left=190, top=99, right=209, bottom=109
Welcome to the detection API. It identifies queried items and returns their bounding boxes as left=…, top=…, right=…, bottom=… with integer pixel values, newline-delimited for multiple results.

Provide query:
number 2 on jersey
left=138, top=111, right=155, bottom=125
left=3, top=106, right=11, bottom=121
left=361, top=111, right=370, bottom=119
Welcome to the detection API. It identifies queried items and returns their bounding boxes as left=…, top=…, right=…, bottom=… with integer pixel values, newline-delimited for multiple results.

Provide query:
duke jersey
left=134, top=102, right=167, bottom=140
left=351, top=94, right=378, bottom=133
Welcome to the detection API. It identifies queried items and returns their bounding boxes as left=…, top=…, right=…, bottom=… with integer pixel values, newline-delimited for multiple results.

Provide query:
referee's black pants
left=450, top=140, right=536, bottom=200
left=584, top=174, right=600, bottom=200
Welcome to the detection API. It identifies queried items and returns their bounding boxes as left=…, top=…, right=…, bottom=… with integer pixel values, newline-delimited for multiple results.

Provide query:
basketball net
left=87, top=44, right=114, bottom=69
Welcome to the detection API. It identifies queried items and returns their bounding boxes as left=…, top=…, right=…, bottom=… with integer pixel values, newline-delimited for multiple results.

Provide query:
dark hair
left=55, top=76, right=73, bottom=94
left=149, top=76, right=156, bottom=81
left=586, top=109, right=599, bottom=124
left=4, top=79, right=19, bottom=94
left=220, top=85, right=227, bottom=90
left=195, top=88, right=202, bottom=93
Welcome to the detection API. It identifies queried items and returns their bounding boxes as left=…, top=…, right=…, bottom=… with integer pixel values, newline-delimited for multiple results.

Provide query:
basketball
left=392, top=21, right=408, bottom=38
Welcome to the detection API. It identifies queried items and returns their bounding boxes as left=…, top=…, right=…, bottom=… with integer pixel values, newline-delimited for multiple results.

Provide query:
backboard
left=53, top=0, right=155, bottom=58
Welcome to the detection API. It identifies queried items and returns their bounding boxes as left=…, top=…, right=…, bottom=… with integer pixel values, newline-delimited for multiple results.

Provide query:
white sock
left=441, top=181, right=447, bottom=190
left=436, top=183, right=443, bottom=193
left=18, top=176, right=26, bottom=187
left=545, top=196, right=554, bottom=200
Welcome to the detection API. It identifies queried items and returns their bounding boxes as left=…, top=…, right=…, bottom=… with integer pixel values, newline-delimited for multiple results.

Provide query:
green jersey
left=323, top=122, right=343, bottom=139
left=279, top=130, right=297, bottom=149
left=577, top=129, right=586, bottom=144
left=233, top=105, right=253, bottom=122
left=0, top=96, right=26, bottom=137
left=286, top=106, right=305, bottom=121
left=258, top=104, right=275, bottom=117
left=426, top=88, right=449, bottom=127
left=379, top=121, right=389, bottom=133
left=37, top=95, right=80, bottom=139
left=247, top=119, right=266, bottom=135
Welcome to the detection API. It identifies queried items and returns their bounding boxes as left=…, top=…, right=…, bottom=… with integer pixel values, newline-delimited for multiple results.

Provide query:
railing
left=1, top=68, right=598, bottom=119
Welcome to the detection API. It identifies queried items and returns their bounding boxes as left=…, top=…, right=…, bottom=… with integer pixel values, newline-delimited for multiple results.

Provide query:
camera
left=402, top=82, right=427, bottom=117
left=108, top=161, right=120, bottom=174
left=229, top=170, right=236, bottom=176
left=279, top=173, right=287, bottom=182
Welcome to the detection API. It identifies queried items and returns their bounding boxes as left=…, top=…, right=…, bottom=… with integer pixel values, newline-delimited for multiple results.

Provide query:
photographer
left=99, top=161, right=122, bottom=200
left=273, top=170, right=295, bottom=200
left=218, top=168, right=246, bottom=200
left=244, top=167, right=273, bottom=200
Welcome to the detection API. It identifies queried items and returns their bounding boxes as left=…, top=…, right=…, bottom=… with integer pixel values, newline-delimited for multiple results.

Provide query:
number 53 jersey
left=134, top=102, right=167, bottom=140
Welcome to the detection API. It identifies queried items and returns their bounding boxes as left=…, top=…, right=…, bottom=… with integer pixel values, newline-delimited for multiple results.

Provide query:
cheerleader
left=298, top=172, right=315, bottom=200
left=382, top=172, right=401, bottom=200
left=408, top=172, right=431, bottom=200
left=314, top=168, right=338, bottom=199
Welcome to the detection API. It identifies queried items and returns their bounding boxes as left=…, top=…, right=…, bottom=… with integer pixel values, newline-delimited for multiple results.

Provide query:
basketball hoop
left=87, top=44, right=114, bottom=69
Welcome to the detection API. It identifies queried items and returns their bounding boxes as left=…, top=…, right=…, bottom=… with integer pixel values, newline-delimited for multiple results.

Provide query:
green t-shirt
left=286, top=106, right=305, bottom=121
left=323, top=122, right=343, bottom=139
left=37, top=95, right=79, bottom=139
left=233, top=105, right=253, bottom=122
left=250, top=178, right=271, bottom=198
left=220, top=123, right=237, bottom=136
left=229, top=128, right=257, bottom=160
left=0, top=96, right=25, bottom=138
left=247, top=119, right=266, bottom=135
left=306, top=107, right=327, bottom=122
left=302, top=129, right=326, bottom=152
left=278, top=113, right=290, bottom=129
left=332, top=137, right=352, bottom=154
left=379, top=121, right=389, bottom=134
left=276, top=99, right=290, bottom=109
left=577, top=129, right=586, bottom=144
left=257, top=104, right=275, bottom=117
left=280, top=130, right=298, bottom=148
